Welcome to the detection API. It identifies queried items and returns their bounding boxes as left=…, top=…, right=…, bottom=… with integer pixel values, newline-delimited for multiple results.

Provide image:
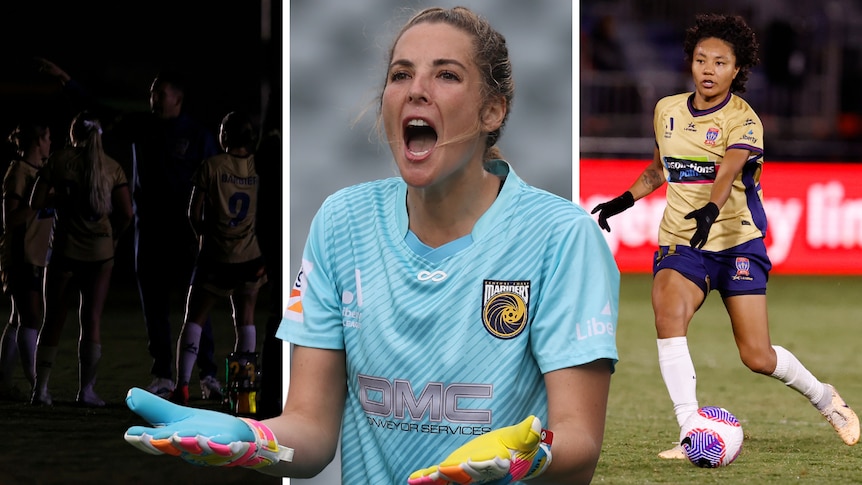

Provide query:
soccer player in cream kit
left=592, top=13, right=859, bottom=459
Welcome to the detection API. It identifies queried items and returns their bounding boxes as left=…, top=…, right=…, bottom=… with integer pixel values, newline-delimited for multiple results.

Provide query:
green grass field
left=0, top=274, right=859, bottom=484
left=593, top=274, right=862, bottom=484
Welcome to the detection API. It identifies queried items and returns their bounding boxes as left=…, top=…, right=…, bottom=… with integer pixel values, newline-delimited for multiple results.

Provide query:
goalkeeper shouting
left=124, top=5, right=620, bottom=484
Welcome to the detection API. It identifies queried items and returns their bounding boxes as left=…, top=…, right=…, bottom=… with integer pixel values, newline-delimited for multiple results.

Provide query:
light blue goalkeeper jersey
left=278, top=160, right=619, bottom=483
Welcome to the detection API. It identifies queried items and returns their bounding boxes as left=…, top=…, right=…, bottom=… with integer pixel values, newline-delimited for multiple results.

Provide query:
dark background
left=0, top=3, right=284, bottom=483
left=0, top=0, right=283, bottom=287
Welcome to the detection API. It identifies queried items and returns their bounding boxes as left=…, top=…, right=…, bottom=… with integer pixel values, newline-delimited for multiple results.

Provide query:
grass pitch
left=594, top=273, right=862, bottom=484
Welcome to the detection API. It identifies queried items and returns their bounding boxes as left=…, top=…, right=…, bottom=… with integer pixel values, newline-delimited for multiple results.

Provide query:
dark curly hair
left=683, top=13, right=760, bottom=94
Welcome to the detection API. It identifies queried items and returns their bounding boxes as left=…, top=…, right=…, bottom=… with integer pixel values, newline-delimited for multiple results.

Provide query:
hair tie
left=83, top=119, right=103, bottom=135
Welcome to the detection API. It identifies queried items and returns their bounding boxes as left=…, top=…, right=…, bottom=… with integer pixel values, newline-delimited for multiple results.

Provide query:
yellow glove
left=407, top=415, right=553, bottom=484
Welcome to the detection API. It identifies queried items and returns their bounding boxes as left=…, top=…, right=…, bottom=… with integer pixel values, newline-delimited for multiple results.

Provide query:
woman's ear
left=481, top=96, right=507, bottom=133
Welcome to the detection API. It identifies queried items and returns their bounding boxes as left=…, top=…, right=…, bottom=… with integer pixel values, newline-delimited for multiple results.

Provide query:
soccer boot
left=200, top=375, right=224, bottom=401
left=145, top=377, right=175, bottom=399
left=169, top=384, right=190, bottom=406
left=820, top=384, right=860, bottom=446
left=657, top=443, right=686, bottom=460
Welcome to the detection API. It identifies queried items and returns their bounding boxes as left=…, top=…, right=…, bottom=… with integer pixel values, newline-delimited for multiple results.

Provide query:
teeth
left=407, top=119, right=429, bottom=127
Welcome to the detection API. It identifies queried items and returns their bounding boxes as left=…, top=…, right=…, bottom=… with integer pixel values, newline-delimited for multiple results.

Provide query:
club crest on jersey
left=704, top=127, right=720, bottom=146
left=482, top=280, right=530, bottom=339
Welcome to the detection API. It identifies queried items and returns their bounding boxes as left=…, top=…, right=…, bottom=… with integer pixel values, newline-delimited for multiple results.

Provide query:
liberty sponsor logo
left=741, top=129, right=758, bottom=144
left=575, top=301, right=616, bottom=341
left=482, top=280, right=530, bottom=339
left=341, top=268, right=364, bottom=328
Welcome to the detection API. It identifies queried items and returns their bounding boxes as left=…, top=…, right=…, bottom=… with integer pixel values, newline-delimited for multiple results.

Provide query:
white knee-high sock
left=176, top=322, right=202, bottom=386
left=235, top=325, right=256, bottom=353
left=770, top=345, right=829, bottom=410
left=0, top=324, right=18, bottom=389
left=17, top=327, right=38, bottom=386
left=657, top=337, right=699, bottom=428
left=33, top=345, right=58, bottom=392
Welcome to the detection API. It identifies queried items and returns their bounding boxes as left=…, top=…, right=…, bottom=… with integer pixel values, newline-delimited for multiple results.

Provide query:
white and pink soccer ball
left=680, top=406, right=744, bottom=467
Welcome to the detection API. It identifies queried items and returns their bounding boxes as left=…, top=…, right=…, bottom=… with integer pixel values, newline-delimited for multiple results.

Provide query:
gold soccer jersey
left=192, top=153, right=261, bottom=263
left=42, top=149, right=127, bottom=261
left=654, top=92, right=766, bottom=251
left=1, top=160, right=53, bottom=267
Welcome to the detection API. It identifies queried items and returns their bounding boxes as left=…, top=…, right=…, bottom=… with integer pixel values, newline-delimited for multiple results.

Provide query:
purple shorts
left=652, top=239, right=772, bottom=298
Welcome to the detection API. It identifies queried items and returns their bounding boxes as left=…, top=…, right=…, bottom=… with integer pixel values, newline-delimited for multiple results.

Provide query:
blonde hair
left=70, top=112, right=112, bottom=217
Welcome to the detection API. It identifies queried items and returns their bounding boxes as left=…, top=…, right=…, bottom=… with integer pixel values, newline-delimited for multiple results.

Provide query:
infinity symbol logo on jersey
left=417, top=270, right=448, bottom=282
left=482, top=280, right=530, bottom=339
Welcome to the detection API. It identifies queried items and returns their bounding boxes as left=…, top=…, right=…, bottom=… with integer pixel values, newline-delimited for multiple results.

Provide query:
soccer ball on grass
left=680, top=406, right=744, bottom=468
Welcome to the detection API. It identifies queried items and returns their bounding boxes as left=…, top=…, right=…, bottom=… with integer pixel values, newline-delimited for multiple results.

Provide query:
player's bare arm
left=535, top=360, right=613, bottom=485
left=630, top=147, right=666, bottom=200
left=257, top=345, right=347, bottom=478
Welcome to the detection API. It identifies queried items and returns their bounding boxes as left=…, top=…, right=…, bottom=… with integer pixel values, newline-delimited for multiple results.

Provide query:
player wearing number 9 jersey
left=169, top=111, right=267, bottom=405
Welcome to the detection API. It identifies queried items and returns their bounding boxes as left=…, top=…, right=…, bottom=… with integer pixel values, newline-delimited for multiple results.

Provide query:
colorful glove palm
left=123, top=387, right=293, bottom=468
left=407, top=415, right=553, bottom=484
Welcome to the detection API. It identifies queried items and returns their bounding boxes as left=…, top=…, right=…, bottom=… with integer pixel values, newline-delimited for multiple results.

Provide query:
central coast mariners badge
left=482, top=280, right=530, bottom=339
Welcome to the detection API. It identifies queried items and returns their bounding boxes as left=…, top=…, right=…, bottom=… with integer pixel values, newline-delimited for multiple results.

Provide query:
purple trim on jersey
left=727, top=143, right=763, bottom=154
left=686, top=91, right=732, bottom=117
left=742, top=159, right=768, bottom=237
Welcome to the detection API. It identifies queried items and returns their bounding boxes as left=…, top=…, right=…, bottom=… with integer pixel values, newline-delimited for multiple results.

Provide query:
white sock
left=176, top=322, right=202, bottom=386
left=235, top=325, right=256, bottom=353
left=657, top=337, right=699, bottom=428
left=33, top=345, right=58, bottom=392
left=17, top=327, right=38, bottom=386
left=770, top=345, right=829, bottom=410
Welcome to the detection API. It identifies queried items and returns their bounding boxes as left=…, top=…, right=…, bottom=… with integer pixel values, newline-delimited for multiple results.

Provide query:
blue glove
left=123, top=387, right=293, bottom=468
left=684, top=202, right=719, bottom=249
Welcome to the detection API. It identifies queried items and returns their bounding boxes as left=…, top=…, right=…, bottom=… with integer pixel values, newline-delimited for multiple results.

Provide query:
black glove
left=684, top=202, right=719, bottom=249
left=591, top=191, right=635, bottom=232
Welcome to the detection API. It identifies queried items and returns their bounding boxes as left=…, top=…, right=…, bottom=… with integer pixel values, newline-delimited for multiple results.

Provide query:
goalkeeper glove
left=590, top=191, right=635, bottom=232
left=407, top=415, right=553, bottom=484
left=684, top=202, right=719, bottom=249
left=123, top=387, right=293, bottom=468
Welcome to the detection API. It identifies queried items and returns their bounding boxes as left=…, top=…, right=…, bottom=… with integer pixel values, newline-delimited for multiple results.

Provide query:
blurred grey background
left=289, top=0, right=573, bottom=278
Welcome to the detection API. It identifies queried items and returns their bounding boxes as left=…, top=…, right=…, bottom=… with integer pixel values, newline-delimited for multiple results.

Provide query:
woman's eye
left=390, top=71, right=410, bottom=82
left=439, top=71, right=460, bottom=81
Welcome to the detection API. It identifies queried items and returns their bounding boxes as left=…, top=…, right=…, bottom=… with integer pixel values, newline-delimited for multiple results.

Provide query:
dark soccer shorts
left=1, top=262, right=45, bottom=295
left=191, top=256, right=268, bottom=297
left=653, top=238, right=772, bottom=298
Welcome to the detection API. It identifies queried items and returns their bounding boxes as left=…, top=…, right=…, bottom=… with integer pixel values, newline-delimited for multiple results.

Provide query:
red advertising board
left=580, top=159, right=862, bottom=274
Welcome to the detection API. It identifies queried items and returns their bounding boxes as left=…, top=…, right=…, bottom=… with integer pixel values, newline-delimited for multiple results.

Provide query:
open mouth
left=404, top=119, right=437, bottom=156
